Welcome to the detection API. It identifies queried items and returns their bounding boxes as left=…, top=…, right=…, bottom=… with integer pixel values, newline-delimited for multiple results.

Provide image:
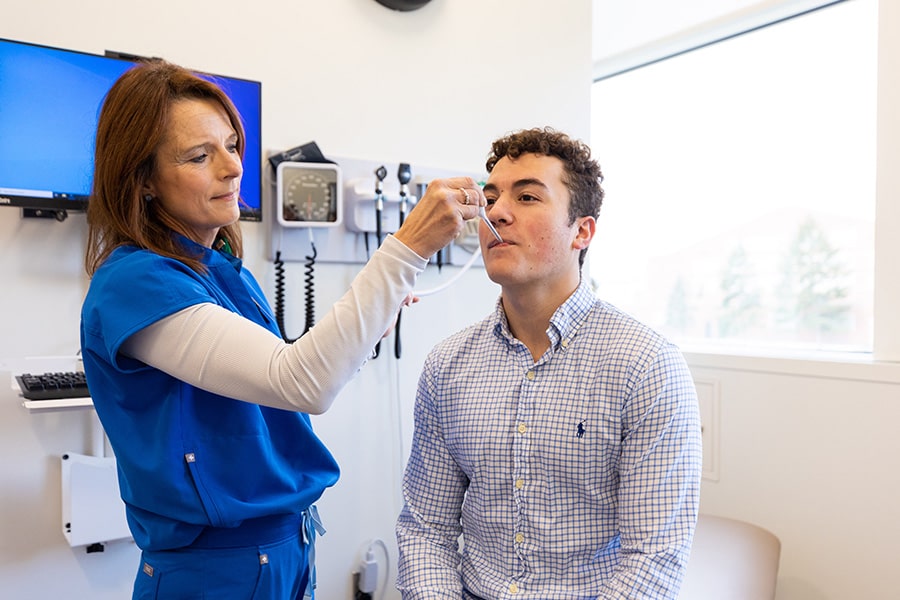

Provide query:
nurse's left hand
left=382, top=293, right=418, bottom=338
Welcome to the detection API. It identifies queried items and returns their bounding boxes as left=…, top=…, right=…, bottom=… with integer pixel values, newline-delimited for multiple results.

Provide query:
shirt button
left=515, top=532, right=524, bottom=543
left=517, top=423, right=527, bottom=434
left=525, top=370, right=535, bottom=380
left=562, top=339, right=570, bottom=348
left=509, top=583, right=519, bottom=594
left=515, top=478, right=524, bottom=489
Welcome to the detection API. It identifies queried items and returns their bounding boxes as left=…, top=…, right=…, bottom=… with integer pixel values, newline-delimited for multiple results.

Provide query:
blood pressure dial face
left=276, top=162, right=342, bottom=227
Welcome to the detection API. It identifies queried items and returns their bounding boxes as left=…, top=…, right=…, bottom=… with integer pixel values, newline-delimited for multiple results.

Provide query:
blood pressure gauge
left=276, top=161, right=342, bottom=228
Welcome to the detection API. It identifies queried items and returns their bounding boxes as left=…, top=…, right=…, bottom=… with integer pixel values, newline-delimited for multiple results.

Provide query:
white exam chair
left=678, top=514, right=781, bottom=600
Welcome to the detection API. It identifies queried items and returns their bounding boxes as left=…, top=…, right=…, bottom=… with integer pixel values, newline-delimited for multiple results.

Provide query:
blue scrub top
left=80, top=239, right=340, bottom=551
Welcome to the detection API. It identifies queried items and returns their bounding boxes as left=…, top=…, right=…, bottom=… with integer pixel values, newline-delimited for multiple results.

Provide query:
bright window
left=589, top=0, right=877, bottom=354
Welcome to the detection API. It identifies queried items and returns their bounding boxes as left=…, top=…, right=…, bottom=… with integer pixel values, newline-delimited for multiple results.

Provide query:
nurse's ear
left=142, top=183, right=157, bottom=203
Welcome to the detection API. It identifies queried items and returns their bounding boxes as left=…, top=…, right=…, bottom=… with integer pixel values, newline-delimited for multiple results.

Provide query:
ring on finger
left=459, top=188, right=470, bottom=205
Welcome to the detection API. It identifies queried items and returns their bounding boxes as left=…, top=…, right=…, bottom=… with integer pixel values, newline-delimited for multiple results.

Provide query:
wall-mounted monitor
left=0, top=37, right=262, bottom=221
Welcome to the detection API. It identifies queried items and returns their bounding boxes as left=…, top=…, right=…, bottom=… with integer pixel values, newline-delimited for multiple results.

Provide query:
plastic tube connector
left=358, top=548, right=378, bottom=594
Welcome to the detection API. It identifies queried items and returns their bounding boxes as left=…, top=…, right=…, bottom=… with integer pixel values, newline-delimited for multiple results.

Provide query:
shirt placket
left=511, top=347, right=545, bottom=595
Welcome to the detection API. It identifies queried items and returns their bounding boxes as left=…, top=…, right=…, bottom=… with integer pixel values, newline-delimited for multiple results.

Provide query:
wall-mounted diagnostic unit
left=276, top=162, right=342, bottom=228
left=269, top=155, right=485, bottom=267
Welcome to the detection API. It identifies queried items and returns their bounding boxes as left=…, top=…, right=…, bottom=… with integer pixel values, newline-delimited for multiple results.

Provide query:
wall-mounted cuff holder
left=61, top=452, right=131, bottom=548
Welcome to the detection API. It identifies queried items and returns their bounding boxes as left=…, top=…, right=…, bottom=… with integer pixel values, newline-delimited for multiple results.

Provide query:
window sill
left=682, top=346, right=900, bottom=384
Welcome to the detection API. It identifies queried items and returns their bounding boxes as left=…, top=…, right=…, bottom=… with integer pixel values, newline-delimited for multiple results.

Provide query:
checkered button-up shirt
left=397, top=282, right=702, bottom=599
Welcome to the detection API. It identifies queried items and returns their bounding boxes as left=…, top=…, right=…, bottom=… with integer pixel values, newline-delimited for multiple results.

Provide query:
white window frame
left=590, top=0, right=900, bottom=368
left=594, top=0, right=847, bottom=81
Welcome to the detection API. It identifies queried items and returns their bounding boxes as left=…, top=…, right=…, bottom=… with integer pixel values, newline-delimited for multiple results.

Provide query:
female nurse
left=80, top=59, right=485, bottom=599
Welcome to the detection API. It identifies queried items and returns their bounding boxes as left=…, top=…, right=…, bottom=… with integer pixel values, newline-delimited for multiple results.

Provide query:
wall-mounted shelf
left=4, top=355, right=92, bottom=412
left=22, top=397, right=93, bottom=411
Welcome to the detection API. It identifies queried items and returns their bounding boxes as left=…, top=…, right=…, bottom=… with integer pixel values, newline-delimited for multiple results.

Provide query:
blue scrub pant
left=132, top=513, right=314, bottom=600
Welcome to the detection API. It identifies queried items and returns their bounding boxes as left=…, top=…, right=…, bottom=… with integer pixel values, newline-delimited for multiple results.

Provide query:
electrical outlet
left=358, top=548, right=378, bottom=593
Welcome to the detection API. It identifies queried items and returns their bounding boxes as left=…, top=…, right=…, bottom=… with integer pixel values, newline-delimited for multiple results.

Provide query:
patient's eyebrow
left=510, top=177, right=550, bottom=191
left=483, top=178, right=550, bottom=195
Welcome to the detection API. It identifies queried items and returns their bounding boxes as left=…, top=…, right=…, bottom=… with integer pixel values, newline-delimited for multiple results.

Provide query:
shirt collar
left=175, top=233, right=243, bottom=272
left=492, top=280, right=596, bottom=352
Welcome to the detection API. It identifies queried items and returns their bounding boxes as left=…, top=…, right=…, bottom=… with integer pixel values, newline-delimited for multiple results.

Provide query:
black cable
left=393, top=179, right=404, bottom=358
left=394, top=309, right=402, bottom=359
left=393, top=163, right=411, bottom=360
left=375, top=204, right=383, bottom=248
left=366, top=209, right=383, bottom=358
left=372, top=166, right=388, bottom=359
left=302, top=241, right=317, bottom=335
left=273, top=251, right=296, bottom=343
left=372, top=216, right=382, bottom=356
left=273, top=243, right=317, bottom=343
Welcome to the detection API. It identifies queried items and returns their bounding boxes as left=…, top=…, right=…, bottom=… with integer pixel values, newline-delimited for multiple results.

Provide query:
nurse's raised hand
left=393, top=176, right=484, bottom=259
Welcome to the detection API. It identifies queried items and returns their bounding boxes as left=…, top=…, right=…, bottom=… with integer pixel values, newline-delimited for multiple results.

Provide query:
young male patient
left=396, top=127, right=703, bottom=599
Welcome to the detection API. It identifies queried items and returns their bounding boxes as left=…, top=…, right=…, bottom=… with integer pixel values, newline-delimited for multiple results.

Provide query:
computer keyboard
left=15, top=371, right=90, bottom=401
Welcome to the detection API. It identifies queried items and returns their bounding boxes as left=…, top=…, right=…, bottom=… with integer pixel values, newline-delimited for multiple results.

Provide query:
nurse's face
left=146, top=98, right=243, bottom=247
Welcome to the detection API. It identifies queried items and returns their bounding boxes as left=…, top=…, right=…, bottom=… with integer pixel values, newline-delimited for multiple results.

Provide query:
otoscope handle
left=398, top=163, right=411, bottom=185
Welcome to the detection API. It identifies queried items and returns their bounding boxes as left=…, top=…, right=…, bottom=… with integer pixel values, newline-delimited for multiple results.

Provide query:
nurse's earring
left=143, top=194, right=154, bottom=203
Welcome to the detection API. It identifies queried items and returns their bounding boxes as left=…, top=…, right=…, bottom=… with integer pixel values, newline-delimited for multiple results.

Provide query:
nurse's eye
left=189, top=153, right=209, bottom=164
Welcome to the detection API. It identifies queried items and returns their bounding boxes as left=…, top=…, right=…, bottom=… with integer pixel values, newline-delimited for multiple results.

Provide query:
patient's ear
left=573, top=216, right=596, bottom=250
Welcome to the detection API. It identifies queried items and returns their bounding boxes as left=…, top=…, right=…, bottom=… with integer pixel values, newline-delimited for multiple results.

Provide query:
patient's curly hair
left=485, top=127, right=604, bottom=225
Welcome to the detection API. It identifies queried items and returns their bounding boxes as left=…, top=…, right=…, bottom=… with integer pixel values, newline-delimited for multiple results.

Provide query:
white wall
left=0, top=1, right=591, bottom=599
left=5, top=2, right=899, bottom=599
left=688, top=355, right=900, bottom=599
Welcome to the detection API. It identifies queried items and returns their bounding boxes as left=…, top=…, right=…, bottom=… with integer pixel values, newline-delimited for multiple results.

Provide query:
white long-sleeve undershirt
left=120, top=235, right=426, bottom=414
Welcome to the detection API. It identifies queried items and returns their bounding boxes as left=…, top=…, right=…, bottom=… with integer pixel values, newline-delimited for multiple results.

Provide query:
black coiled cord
left=272, top=244, right=318, bottom=343
left=273, top=250, right=296, bottom=343
left=302, top=242, right=317, bottom=335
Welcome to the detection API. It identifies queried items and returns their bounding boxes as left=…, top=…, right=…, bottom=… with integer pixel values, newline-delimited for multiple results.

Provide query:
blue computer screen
left=0, top=38, right=262, bottom=220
